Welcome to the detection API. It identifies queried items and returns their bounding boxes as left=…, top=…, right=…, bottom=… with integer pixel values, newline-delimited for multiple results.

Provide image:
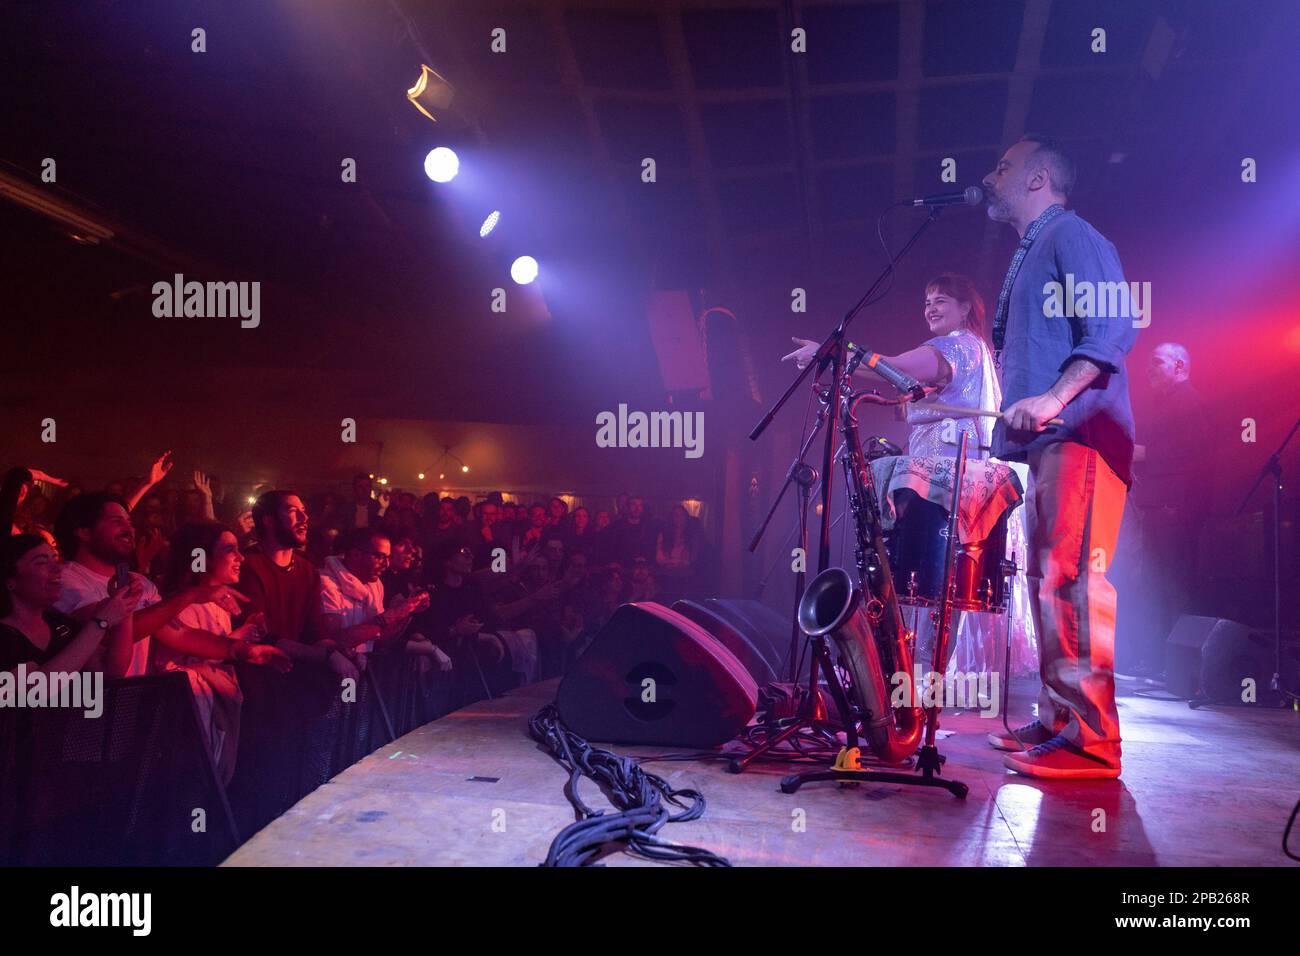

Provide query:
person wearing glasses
left=157, top=521, right=292, bottom=783
left=318, top=526, right=446, bottom=671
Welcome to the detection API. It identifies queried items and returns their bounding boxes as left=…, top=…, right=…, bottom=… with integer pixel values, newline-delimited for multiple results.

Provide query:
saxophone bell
left=799, top=567, right=923, bottom=764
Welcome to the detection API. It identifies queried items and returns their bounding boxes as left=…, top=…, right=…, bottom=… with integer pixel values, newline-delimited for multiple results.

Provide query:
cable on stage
left=528, top=704, right=731, bottom=867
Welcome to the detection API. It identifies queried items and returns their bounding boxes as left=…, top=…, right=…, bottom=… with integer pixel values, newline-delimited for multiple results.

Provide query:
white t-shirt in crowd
left=319, top=555, right=384, bottom=652
left=54, top=560, right=161, bottom=677
left=174, top=602, right=233, bottom=637
left=155, top=601, right=236, bottom=670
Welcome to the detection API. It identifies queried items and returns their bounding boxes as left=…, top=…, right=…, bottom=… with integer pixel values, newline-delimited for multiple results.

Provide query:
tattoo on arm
left=1048, top=359, right=1103, bottom=406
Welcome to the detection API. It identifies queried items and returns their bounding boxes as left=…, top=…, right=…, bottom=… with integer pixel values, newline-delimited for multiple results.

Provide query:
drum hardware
left=906, top=430, right=973, bottom=784
left=887, top=488, right=1009, bottom=614
left=858, top=429, right=902, bottom=460
left=997, top=550, right=1035, bottom=751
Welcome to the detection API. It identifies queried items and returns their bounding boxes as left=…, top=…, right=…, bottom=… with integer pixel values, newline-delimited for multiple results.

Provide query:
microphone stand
left=747, top=385, right=831, bottom=680
left=730, top=206, right=946, bottom=773
left=753, top=487, right=853, bottom=607
left=1234, top=416, right=1300, bottom=705
left=750, top=207, right=944, bottom=574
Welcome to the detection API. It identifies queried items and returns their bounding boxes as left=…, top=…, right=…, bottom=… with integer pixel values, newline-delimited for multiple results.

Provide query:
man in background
left=1123, top=343, right=1207, bottom=677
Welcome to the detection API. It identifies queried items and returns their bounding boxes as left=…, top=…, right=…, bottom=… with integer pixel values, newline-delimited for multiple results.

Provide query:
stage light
left=424, top=147, right=459, bottom=183
left=418, top=472, right=425, bottom=480
left=379, top=477, right=388, bottom=485
left=439, top=473, right=446, bottom=480
left=461, top=465, right=469, bottom=473
left=510, top=255, right=539, bottom=284
left=479, top=210, right=501, bottom=238
left=407, top=65, right=455, bottom=123
left=246, top=496, right=256, bottom=505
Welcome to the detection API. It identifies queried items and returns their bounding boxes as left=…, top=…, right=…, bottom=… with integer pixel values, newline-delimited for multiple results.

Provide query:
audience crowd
left=1, top=454, right=712, bottom=790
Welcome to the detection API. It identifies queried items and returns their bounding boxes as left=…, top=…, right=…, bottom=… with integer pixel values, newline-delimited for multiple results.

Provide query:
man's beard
left=985, top=195, right=1012, bottom=222
left=984, top=182, right=1023, bottom=224
left=274, top=521, right=302, bottom=549
left=92, top=538, right=133, bottom=565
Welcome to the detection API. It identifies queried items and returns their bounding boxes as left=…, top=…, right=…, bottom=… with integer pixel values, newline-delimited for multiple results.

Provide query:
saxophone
left=797, top=370, right=923, bottom=763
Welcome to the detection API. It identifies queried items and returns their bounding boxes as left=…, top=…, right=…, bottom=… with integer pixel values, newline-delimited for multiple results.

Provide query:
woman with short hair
left=0, top=533, right=138, bottom=678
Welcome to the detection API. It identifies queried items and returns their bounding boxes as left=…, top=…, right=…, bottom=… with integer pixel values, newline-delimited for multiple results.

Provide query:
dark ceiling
left=2, top=0, right=1298, bottom=429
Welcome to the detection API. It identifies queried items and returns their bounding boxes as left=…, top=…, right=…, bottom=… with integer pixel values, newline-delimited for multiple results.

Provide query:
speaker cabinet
left=1166, top=615, right=1273, bottom=703
left=697, top=599, right=790, bottom=674
left=672, top=599, right=782, bottom=684
left=556, top=602, right=757, bottom=748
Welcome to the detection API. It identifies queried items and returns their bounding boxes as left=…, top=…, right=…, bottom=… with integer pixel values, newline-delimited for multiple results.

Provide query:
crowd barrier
left=1, top=652, right=465, bottom=865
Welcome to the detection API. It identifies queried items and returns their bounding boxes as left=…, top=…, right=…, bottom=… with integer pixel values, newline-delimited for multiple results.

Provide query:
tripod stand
left=730, top=390, right=853, bottom=772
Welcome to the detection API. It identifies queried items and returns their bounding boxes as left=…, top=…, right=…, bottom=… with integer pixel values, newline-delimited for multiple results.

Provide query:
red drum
left=884, top=489, right=1009, bottom=612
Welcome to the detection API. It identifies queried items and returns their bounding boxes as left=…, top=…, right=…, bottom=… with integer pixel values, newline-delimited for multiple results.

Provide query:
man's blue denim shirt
left=992, top=209, right=1140, bottom=486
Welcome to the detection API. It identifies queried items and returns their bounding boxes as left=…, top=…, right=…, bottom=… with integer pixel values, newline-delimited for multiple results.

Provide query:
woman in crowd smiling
left=158, top=522, right=291, bottom=784
left=0, top=533, right=138, bottom=678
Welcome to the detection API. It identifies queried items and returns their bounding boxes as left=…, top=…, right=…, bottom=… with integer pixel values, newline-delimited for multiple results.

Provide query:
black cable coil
left=528, top=704, right=731, bottom=867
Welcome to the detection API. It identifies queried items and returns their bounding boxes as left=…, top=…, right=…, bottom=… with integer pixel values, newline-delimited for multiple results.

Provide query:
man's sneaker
left=986, top=720, right=1053, bottom=752
left=1002, top=734, right=1121, bottom=780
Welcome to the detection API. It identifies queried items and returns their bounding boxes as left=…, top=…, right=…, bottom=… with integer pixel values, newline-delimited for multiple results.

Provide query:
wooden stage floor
left=224, top=676, right=1300, bottom=867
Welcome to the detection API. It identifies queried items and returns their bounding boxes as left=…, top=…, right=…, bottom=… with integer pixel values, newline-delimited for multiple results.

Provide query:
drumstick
left=913, top=399, right=1065, bottom=427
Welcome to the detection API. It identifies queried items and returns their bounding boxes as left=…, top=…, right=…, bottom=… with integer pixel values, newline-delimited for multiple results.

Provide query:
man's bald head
left=1148, top=342, right=1191, bottom=391
left=983, top=135, right=1075, bottom=231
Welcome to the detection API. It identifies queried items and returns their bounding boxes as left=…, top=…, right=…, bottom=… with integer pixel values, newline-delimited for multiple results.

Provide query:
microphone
left=910, top=186, right=984, bottom=208
left=846, top=344, right=927, bottom=402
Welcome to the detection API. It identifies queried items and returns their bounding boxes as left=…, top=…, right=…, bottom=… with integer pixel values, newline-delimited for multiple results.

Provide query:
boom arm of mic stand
left=749, top=206, right=944, bottom=444
left=749, top=335, right=836, bottom=442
